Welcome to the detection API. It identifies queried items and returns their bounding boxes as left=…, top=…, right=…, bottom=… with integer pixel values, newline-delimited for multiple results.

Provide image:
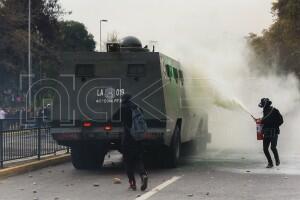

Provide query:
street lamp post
left=100, top=19, right=108, bottom=52
left=28, top=0, right=32, bottom=105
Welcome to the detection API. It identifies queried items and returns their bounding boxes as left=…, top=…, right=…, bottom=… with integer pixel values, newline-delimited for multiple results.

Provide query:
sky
left=60, top=0, right=275, bottom=58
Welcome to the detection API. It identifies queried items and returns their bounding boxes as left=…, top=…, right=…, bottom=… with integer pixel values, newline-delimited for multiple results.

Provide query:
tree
left=0, top=0, right=96, bottom=81
left=57, top=21, right=96, bottom=51
left=0, top=0, right=66, bottom=106
left=0, top=0, right=65, bottom=76
left=248, top=0, right=300, bottom=77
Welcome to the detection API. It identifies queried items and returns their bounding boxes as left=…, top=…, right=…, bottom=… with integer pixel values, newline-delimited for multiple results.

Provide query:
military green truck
left=51, top=36, right=211, bottom=169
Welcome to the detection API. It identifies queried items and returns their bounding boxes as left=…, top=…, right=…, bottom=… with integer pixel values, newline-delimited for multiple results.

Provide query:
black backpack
left=275, top=109, right=284, bottom=126
left=130, top=107, right=148, bottom=141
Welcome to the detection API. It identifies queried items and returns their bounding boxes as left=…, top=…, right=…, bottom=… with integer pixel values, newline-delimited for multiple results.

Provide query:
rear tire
left=71, top=143, right=106, bottom=170
left=164, top=126, right=181, bottom=168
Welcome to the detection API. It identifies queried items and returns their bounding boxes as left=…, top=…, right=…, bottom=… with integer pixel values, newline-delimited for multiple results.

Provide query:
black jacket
left=261, top=106, right=283, bottom=134
left=113, top=102, right=134, bottom=130
left=113, top=102, right=139, bottom=150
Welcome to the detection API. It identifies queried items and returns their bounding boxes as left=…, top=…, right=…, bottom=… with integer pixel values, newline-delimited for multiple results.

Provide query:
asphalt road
left=1, top=149, right=300, bottom=200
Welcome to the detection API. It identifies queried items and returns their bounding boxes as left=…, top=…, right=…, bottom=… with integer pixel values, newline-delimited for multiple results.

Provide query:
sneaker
left=276, top=161, right=280, bottom=166
left=266, top=163, right=273, bottom=168
left=129, top=181, right=137, bottom=191
left=140, top=175, right=148, bottom=191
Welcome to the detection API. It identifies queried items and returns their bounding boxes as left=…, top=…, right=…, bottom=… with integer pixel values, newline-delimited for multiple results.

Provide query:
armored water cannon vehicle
left=51, top=36, right=211, bottom=169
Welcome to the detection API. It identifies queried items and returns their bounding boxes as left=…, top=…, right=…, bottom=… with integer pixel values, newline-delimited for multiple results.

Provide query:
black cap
left=258, top=98, right=272, bottom=108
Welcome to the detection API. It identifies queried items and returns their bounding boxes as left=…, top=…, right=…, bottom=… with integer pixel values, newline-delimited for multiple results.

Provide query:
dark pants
left=263, top=134, right=280, bottom=164
left=122, top=134, right=146, bottom=184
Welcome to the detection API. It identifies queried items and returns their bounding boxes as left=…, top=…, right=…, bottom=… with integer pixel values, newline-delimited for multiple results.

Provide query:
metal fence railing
left=0, top=118, right=69, bottom=168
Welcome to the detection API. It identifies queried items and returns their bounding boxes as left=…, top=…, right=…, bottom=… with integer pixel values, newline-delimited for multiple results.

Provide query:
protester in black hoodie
left=113, top=94, right=148, bottom=191
left=258, top=98, right=284, bottom=168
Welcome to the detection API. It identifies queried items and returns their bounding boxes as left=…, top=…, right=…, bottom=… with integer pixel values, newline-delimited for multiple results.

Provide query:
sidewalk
left=0, top=153, right=70, bottom=179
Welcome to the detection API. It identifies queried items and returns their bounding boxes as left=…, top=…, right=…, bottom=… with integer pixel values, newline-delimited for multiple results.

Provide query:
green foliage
left=248, top=0, right=300, bottom=77
left=0, top=0, right=96, bottom=85
left=0, top=0, right=65, bottom=77
left=57, top=21, right=95, bottom=51
left=0, top=0, right=96, bottom=106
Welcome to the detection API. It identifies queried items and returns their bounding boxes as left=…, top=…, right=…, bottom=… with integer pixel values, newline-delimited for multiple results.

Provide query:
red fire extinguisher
left=255, top=119, right=264, bottom=140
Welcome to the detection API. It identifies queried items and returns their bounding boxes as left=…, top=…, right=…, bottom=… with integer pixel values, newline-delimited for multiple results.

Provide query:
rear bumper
left=51, top=127, right=165, bottom=144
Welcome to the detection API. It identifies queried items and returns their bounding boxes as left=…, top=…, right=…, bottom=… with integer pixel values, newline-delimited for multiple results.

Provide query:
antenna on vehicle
left=148, top=40, right=158, bottom=53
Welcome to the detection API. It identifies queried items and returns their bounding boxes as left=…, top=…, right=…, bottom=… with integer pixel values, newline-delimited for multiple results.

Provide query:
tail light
left=83, top=122, right=92, bottom=127
left=104, top=124, right=112, bottom=131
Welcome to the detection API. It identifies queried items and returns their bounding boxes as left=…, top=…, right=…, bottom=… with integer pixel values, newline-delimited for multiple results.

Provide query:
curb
left=0, top=154, right=70, bottom=179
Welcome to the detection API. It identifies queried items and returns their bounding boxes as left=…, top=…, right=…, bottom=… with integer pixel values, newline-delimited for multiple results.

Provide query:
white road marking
left=135, top=176, right=182, bottom=200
